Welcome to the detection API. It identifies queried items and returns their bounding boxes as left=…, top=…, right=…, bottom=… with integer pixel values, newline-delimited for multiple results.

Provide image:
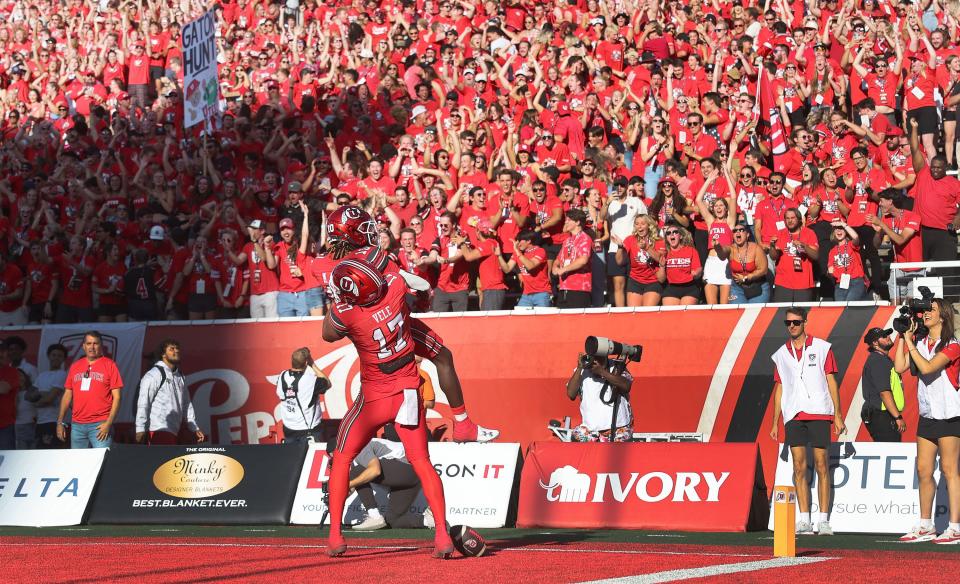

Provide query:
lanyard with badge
left=80, top=365, right=92, bottom=392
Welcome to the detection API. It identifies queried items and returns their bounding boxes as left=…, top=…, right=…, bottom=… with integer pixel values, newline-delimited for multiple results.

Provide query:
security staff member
left=861, top=327, right=906, bottom=442
left=276, top=347, right=330, bottom=442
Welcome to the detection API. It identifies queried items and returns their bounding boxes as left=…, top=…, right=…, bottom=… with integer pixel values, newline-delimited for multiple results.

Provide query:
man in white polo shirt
left=769, top=306, right=846, bottom=536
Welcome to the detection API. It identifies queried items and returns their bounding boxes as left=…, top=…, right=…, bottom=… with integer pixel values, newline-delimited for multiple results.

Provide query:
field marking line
left=498, top=547, right=767, bottom=558
left=577, top=556, right=834, bottom=583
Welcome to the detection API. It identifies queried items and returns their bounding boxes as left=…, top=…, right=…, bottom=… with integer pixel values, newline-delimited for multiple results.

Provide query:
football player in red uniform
left=325, top=206, right=498, bottom=442
left=323, top=258, right=453, bottom=558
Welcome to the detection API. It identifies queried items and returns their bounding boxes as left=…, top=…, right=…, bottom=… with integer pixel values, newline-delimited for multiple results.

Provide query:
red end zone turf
left=3, top=537, right=958, bottom=583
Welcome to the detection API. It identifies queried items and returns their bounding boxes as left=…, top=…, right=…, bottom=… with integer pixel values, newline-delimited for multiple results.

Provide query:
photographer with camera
left=275, top=347, right=331, bottom=443
left=565, top=337, right=640, bottom=443
left=894, top=295, right=960, bottom=544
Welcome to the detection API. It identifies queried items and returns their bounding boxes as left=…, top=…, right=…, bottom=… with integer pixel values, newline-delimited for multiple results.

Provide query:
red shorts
left=333, top=390, right=430, bottom=463
left=411, top=317, right=443, bottom=359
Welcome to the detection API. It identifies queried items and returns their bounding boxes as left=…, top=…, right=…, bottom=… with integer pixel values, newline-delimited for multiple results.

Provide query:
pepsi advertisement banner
left=89, top=444, right=305, bottom=524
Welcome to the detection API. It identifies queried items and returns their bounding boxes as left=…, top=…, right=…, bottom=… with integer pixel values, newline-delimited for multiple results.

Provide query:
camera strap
left=282, top=370, right=312, bottom=428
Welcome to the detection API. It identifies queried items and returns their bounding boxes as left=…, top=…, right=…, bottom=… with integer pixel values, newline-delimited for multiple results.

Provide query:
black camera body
left=892, top=285, right=935, bottom=339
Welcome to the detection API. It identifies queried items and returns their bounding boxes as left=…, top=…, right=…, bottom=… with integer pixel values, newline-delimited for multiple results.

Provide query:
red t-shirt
left=25, top=261, right=58, bottom=305
left=59, top=255, right=96, bottom=308
left=272, top=241, right=307, bottom=293
left=242, top=242, right=281, bottom=295
left=828, top=240, right=865, bottom=282
left=883, top=210, right=922, bottom=264
left=64, top=357, right=123, bottom=424
left=517, top=245, right=550, bottom=295
left=308, top=253, right=338, bottom=290
left=93, top=261, right=126, bottom=306
left=622, top=237, right=664, bottom=284
left=557, top=231, right=592, bottom=292
left=913, top=167, right=960, bottom=230
left=431, top=236, right=471, bottom=292
left=0, top=365, right=19, bottom=426
left=475, top=238, right=506, bottom=291
left=774, top=228, right=819, bottom=290
left=327, top=273, right=419, bottom=400
left=0, top=263, right=24, bottom=312
left=664, top=245, right=701, bottom=285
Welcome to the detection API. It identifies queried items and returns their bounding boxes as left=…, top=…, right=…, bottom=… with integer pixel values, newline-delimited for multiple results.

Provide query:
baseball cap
left=886, top=127, right=904, bottom=137
left=149, top=225, right=165, bottom=241
left=411, top=105, right=427, bottom=118
left=248, top=219, right=264, bottom=229
left=279, top=217, right=295, bottom=230
left=475, top=73, right=488, bottom=82
left=360, top=48, right=374, bottom=58
left=287, top=181, right=303, bottom=192
left=864, top=327, right=893, bottom=345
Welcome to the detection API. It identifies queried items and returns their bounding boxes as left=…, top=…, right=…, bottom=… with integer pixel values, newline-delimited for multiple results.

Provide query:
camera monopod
left=599, top=357, right=629, bottom=439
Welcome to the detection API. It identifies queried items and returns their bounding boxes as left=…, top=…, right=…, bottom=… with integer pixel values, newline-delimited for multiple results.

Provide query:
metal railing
left=888, top=260, right=960, bottom=304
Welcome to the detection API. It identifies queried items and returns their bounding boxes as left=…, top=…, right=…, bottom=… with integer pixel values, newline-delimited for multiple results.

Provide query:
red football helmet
left=330, top=258, right=387, bottom=306
left=326, top=205, right=378, bottom=248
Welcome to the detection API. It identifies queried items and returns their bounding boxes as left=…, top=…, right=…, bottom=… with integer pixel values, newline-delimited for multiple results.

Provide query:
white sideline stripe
left=697, top=307, right=763, bottom=441
left=843, top=309, right=898, bottom=439
left=577, top=556, right=833, bottom=583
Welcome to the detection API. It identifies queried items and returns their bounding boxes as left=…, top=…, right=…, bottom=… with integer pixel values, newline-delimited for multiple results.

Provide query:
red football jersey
left=327, top=272, right=420, bottom=401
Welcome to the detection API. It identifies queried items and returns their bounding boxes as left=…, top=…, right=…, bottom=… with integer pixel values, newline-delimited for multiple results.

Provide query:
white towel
left=395, top=389, right=420, bottom=426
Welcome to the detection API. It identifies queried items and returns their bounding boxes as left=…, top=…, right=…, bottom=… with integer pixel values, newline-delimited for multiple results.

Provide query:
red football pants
left=327, top=391, right=450, bottom=547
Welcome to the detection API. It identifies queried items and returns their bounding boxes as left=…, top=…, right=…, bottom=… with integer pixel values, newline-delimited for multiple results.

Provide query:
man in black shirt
left=861, top=327, right=906, bottom=442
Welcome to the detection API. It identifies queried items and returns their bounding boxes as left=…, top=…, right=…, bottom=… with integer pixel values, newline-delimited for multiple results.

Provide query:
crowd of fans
left=2, top=0, right=960, bottom=321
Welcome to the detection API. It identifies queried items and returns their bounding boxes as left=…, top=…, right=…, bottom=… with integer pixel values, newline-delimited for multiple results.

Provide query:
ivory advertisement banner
left=37, top=323, right=146, bottom=423
left=290, top=442, right=520, bottom=528
left=0, top=449, right=106, bottom=526
left=517, top=442, right=765, bottom=531
left=768, top=442, right=955, bottom=533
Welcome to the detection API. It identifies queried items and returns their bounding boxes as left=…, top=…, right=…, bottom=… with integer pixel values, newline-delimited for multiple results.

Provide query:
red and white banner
left=7, top=305, right=903, bottom=492
left=517, top=442, right=763, bottom=531
left=758, top=68, right=788, bottom=155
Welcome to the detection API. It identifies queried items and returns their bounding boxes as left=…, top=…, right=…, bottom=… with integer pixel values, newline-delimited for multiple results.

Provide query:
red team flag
left=755, top=68, right=788, bottom=156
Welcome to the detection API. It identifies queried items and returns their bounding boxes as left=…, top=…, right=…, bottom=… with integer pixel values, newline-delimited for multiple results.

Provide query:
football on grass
left=449, top=524, right=487, bottom=557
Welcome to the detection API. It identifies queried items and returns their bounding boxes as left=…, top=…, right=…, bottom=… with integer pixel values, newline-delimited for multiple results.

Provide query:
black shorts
left=188, top=293, right=218, bottom=314
left=544, top=244, right=560, bottom=260
left=626, top=279, right=663, bottom=295
left=908, top=106, right=940, bottom=136
left=606, top=252, right=628, bottom=277
left=97, top=303, right=127, bottom=317
left=917, top=416, right=960, bottom=442
left=785, top=419, right=831, bottom=448
left=662, top=282, right=700, bottom=300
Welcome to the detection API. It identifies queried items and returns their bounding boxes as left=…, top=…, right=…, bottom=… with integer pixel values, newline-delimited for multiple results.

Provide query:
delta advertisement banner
left=768, top=442, right=957, bottom=533
left=517, top=442, right=765, bottom=531
left=0, top=449, right=106, bottom=526
left=290, top=442, right=520, bottom=528
left=7, top=305, right=904, bottom=490
left=38, top=323, right=146, bottom=424
left=181, top=10, right=219, bottom=128
left=88, top=444, right=304, bottom=524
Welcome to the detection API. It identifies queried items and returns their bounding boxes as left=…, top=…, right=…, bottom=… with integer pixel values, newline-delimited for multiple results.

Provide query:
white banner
left=181, top=10, right=219, bottom=128
left=0, top=449, right=106, bottom=526
left=38, top=323, right=146, bottom=424
left=768, top=442, right=956, bottom=533
left=291, top=442, right=519, bottom=528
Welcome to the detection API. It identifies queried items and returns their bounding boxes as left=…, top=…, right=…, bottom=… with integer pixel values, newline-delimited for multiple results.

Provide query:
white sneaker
left=423, top=507, right=435, bottom=529
left=796, top=520, right=814, bottom=534
left=476, top=425, right=500, bottom=443
left=817, top=521, right=833, bottom=536
left=900, top=524, right=937, bottom=542
left=352, top=513, right=387, bottom=531
left=935, top=527, right=960, bottom=544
